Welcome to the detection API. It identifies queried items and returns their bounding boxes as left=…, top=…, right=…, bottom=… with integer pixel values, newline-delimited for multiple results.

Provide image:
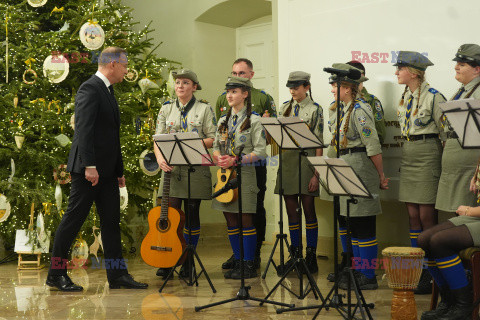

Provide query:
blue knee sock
left=437, top=254, right=469, bottom=290
left=183, top=227, right=200, bottom=247
left=358, top=237, right=378, bottom=279
left=409, top=229, right=422, bottom=247
left=242, top=227, right=257, bottom=261
left=289, top=222, right=300, bottom=248
left=426, top=258, right=447, bottom=287
left=227, top=226, right=240, bottom=260
left=339, top=227, right=348, bottom=253
left=352, top=238, right=360, bottom=260
left=306, top=219, right=318, bottom=248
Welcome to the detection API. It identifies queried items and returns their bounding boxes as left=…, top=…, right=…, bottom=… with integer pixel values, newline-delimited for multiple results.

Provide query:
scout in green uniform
left=328, top=63, right=389, bottom=290
left=418, top=45, right=480, bottom=319
left=154, top=69, right=216, bottom=279
left=347, top=61, right=387, bottom=144
left=436, top=44, right=480, bottom=212
left=393, top=51, right=446, bottom=294
left=212, top=76, right=267, bottom=279
left=273, top=71, right=323, bottom=274
left=216, top=58, right=275, bottom=270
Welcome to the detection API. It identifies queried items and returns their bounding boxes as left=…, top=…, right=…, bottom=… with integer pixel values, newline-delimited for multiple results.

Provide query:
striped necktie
left=404, top=96, right=414, bottom=137
left=231, top=115, right=238, bottom=155
left=181, top=106, right=188, bottom=132
left=453, top=87, right=465, bottom=100
left=293, top=104, right=300, bottom=117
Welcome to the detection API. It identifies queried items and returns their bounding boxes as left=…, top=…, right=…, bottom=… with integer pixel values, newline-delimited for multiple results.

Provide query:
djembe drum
left=382, top=247, right=425, bottom=320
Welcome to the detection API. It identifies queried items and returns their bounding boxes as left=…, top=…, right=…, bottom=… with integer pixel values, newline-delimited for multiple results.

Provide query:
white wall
left=276, top=0, right=469, bottom=248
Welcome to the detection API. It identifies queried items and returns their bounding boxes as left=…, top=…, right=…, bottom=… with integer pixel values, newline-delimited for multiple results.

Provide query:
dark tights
left=223, top=212, right=254, bottom=229
left=338, top=215, right=376, bottom=240
left=406, top=202, right=438, bottom=231
left=417, top=221, right=473, bottom=258
left=284, top=194, right=317, bottom=224
left=168, top=197, right=201, bottom=229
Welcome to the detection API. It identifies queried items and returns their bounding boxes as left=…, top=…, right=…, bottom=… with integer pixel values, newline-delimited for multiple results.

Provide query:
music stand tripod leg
left=262, top=146, right=290, bottom=278
left=195, top=152, right=294, bottom=312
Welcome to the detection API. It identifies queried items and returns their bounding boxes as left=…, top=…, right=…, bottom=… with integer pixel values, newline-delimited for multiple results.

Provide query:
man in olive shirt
left=215, top=58, right=276, bottom=269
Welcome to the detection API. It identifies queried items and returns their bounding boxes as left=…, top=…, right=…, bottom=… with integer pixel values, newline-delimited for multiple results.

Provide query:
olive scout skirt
left=449, top=215, right=480, bottom=246
left=340, top=151, right=382, bottom=217
left=436, top=139, right=480, bottom=212
left=274, top=149, right=318, bottom=196
left=399, top=138, right=442, bottom=204
left=212, top=165, right=259, bottom=214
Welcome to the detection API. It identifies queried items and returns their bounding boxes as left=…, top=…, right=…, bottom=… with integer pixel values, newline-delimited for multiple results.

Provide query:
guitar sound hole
left=157, top=219, right=170, bottom=232
left=221, top=175, right=226, bottom=182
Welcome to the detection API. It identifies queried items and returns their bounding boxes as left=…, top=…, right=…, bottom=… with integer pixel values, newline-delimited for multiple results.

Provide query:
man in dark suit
left=46, top=47, right=147, bottom=291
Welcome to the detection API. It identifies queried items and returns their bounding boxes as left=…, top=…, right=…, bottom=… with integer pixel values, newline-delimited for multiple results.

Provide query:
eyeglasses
left=231, top=71, right=248, bottom=76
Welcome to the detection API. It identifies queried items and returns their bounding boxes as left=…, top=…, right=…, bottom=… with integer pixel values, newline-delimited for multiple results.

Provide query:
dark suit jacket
left=67, top=74, right=123, bottom=178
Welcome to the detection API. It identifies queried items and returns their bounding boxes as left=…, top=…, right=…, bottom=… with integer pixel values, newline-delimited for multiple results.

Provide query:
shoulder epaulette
left=358, top=98, right=367, bottom=104
left=313, top=102, right=320, bottom=107
left=163, top=100, right=172, bottom=105
left=220, top=114, right=227, bottom=118
left=428, top=88, right=446, bottom=100
left=199, top=99, right=209, bottom=104
left=260, top=90, right=267, bottom=95
left=330, top=100, right=336, bottom=106
left=251, top=111, right=260, bottom=116
left=283, top=100, right=290, bottom=104
left=221, top=91, right=226, bottom=96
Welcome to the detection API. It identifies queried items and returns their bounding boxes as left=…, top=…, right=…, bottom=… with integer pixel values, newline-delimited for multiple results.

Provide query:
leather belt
left=339, top=147, right=367, bottom=156
left=406, top=134, right=439, bottom=141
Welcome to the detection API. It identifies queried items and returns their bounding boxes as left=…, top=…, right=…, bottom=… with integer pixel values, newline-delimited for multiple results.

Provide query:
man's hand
left=85, top=167, right=99, bottom=186
left=118, top=175, right=126, bottom=188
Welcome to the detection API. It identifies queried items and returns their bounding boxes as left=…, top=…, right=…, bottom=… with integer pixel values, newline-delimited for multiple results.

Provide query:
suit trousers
left=254, top=163, right=267, bottom=245
left=48, top=173, right=127, bottom=282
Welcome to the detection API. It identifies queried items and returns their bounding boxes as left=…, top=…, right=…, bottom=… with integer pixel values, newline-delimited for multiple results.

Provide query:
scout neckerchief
left=331, top=102, right=345, bottom=151
left=403, top=95, right=414, bottom=138
left=228, top=111, right=247, bottom=155
left=176, top=96, right=196, bottom=132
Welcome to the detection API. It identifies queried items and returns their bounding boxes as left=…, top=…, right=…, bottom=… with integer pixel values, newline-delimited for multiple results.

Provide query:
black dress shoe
left=109, top=274, right=148, bottom=289
left=46, top=274, right=83, bottom=292
left=156, top=267, right=173, bottom=280
left=222, top=254, right=235, bottom=270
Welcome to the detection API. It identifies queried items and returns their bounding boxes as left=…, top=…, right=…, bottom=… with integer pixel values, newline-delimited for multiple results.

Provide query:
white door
left=237, top=22, right=282, bottom=242
left=236, top=22, right=274, bottom=97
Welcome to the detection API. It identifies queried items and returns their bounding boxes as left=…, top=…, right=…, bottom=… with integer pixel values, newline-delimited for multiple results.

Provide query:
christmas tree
left=0, top=0, right=179, bottom=254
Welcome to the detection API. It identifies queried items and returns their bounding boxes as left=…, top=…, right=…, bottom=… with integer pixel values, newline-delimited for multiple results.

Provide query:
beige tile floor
left=0, top=241, right=433, bottom=320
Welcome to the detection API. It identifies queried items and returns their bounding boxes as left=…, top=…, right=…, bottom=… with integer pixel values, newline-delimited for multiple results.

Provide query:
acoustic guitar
left=141, top=172, right=186, bottom=268
left=214, top=132, right=238, bottom=203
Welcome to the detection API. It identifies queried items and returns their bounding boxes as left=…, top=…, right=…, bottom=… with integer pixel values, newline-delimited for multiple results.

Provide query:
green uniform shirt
left=397, top=81, right=446, bottom=141
left=360, top=87, right=386, bottom=144
left=215, top=87, right=276, bottom=120
left=329, top=100, right=382, bottom=157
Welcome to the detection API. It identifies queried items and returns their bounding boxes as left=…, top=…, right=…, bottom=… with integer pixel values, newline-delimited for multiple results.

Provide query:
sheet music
left=260, top=117, right=323, bottom=149
left=153, top=132, right=213, bottom=166
left=440, top=99, right=480, bottom=148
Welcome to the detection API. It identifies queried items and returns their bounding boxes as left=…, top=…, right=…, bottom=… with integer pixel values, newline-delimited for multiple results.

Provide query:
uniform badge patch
left=362, top=127, right=372, bottom=137
left=358, top=116, right=367, bottom=127
left=192, top=128, right=198, bottom=133
left=261, top=130, right=266, bottom=139
left=240, top=135, right=247, bottom=142
left=375, top=112, right=383, bottom=121
left=414, top=119, right=427, bottom=127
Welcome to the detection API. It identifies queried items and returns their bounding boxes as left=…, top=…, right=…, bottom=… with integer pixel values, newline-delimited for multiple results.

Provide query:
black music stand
left=153, top=132, right=216, bottom=293
left=439, top=99, right=480, bottom=148
left=279, top=156, right=374, bottom=320
left=195, top=148, right=294, bottom=312
left=259, top=117, right=325, bottom=301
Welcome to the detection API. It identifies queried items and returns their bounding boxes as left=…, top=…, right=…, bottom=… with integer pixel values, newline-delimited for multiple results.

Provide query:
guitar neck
left=160, top=172, right=171, bottom=220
